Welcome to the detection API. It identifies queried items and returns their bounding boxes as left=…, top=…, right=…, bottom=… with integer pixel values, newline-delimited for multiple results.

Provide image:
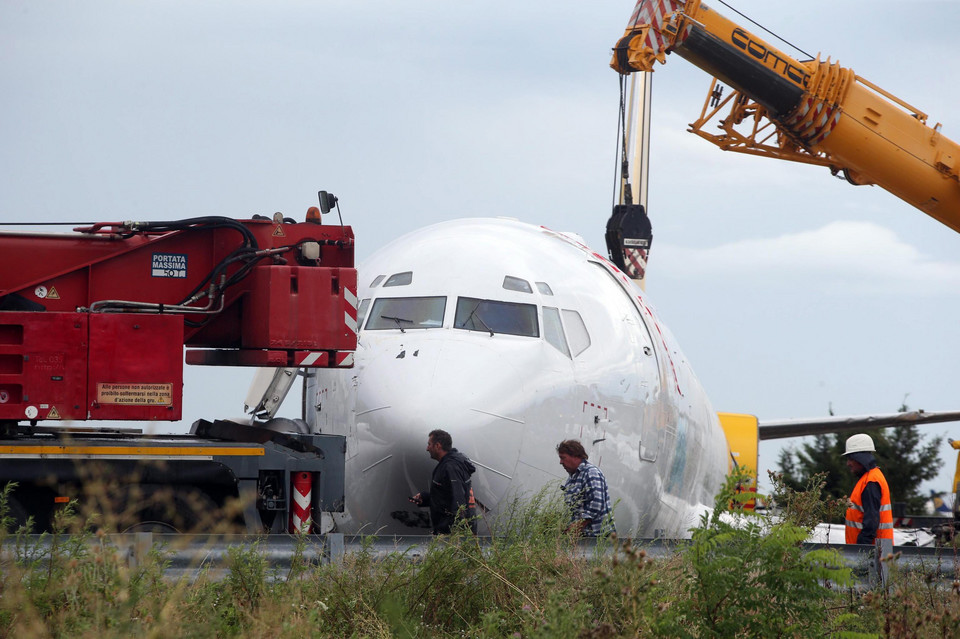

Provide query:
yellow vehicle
left=611, top=0, right=960, bottom=231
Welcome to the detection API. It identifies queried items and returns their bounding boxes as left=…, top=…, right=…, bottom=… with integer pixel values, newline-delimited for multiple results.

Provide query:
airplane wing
left=758, top=410, right=960, bottom=440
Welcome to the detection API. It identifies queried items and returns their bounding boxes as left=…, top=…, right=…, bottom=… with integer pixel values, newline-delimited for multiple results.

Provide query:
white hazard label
left=151, top=253, right=188, bottom=278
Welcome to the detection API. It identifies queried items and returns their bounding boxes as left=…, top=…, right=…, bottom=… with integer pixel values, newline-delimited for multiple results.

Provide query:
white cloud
left=655, top=221, right=960, bottom=295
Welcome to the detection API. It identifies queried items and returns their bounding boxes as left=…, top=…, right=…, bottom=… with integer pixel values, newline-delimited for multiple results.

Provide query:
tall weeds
left=3, top=476, right=960, bottom=638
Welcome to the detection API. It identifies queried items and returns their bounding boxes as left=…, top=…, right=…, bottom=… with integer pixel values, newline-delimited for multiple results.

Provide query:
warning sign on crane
left=97, top=383, right=173, bottom=406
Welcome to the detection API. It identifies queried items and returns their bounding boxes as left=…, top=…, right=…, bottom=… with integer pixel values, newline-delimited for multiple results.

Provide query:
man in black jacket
left=409, top=429, right=478, bottom=534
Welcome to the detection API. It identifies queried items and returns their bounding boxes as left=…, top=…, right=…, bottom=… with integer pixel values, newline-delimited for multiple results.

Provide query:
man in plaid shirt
left=557, top=439, right=615, bottom=536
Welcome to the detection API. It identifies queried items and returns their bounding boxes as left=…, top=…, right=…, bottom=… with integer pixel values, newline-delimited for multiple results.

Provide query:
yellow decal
left=97, top=383, right=173, bottom=406
left=272, top=225, right=286, bottom=237
left=47, top=406, right=61, bottom=419
left=47, top=286, right=60, bottom=300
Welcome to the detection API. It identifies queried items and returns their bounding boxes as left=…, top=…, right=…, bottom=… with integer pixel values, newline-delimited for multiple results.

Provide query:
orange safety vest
left=845, top=467, right=893, bottom=544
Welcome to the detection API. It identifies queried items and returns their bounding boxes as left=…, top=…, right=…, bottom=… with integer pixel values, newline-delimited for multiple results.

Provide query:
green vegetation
left=2, top=476, right=960, bottom=638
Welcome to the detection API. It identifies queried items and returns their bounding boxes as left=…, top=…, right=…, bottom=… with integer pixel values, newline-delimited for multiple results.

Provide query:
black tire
left=122, top=520, right=180, bottom=534
left=122, top=487, right=220, bottom=534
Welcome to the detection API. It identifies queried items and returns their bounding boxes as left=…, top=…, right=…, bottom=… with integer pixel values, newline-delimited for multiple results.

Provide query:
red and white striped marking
left=624, top=247, right=649, bottom=280
left=297, top=352, right=325, bottom=366
left=627, top=0, right=686, bottom=57
left=290, top=471, right=313, bottom=534
left=344, top=285, right=358, bottom=337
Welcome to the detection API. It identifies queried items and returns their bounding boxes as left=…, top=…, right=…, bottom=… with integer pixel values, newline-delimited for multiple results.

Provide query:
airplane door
left=627, top=309, right=662, bottom=462
left=628, top=299, right=663, bottom=462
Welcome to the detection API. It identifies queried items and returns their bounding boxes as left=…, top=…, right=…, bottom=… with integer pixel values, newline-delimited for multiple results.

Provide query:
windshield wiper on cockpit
left=380, top=314, right=412, bottom=333
left=465, top=305, right=494, bottom=336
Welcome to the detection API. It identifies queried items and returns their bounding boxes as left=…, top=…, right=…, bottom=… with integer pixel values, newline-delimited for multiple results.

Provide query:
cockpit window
left=502, top=276, right=532, bottom=293
left=543, top=307, right=570, bottom=357
left=561, top=309, right=591, bottom=356
left=384, top=271, right=413, bottom=287
left=357, top=298, right=371, bottom=329
left=369, top=275, right=386, bottom=288
left=454, top=297, right=539, bottom=337
left=536, top=282, right=554, bottom=295
left=365, top=296, right=446, bottom=330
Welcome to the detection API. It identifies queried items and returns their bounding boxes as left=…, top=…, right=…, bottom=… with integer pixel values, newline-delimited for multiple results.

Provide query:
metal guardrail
left=3, top=533, right=959, bottom=585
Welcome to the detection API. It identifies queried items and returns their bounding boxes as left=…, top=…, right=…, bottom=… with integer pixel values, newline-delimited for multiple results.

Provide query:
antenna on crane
left=606, top=71, right=654, bottom=288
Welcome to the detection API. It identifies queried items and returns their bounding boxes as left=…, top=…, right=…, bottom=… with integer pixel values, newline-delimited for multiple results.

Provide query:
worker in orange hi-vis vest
left=842, top=434, right=894, bottom=545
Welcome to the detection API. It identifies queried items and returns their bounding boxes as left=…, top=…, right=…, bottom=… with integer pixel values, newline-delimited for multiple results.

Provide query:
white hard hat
left=843, top=433, right=875, bottom=455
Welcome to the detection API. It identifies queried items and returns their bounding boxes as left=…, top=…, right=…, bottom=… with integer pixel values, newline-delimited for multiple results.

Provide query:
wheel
left=122, top=520, right=180, bottom=534
left=121, top=487, right=220, bottom=534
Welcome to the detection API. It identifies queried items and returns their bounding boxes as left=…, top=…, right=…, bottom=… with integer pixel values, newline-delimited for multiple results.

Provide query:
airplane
left=302, top=215, right=734, bottom=537
left=243, top=214, right=960, bottom=542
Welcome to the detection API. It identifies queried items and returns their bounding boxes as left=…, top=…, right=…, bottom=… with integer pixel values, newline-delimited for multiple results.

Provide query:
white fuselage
left=308, top=218, right=729, bottom=537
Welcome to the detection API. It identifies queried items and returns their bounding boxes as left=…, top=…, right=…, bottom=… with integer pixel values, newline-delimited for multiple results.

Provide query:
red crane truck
left=0, top=202, right=357, bottom=534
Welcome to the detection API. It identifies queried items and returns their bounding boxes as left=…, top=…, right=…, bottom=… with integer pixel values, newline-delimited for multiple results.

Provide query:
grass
left=2, top=476, right=960, bottom=638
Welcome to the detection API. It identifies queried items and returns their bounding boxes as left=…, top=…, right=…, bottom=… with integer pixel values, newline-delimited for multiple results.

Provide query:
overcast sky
left=3, top=0, right=959, bottom=500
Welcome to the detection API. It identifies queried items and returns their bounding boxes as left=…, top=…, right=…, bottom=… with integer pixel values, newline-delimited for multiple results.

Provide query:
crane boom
left=611, top=0, right=960, bottom=231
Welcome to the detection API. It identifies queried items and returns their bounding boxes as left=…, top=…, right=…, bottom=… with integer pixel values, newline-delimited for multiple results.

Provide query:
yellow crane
left=611, top=0, right=960, bottom=231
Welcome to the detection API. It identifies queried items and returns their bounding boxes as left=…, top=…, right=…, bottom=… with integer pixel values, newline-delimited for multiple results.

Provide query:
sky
left=3, top=0, right=960, bottom=500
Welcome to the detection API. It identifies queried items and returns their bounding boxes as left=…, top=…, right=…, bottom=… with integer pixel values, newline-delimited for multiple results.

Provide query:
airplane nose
left=351, top=335, right=531, bottom=533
